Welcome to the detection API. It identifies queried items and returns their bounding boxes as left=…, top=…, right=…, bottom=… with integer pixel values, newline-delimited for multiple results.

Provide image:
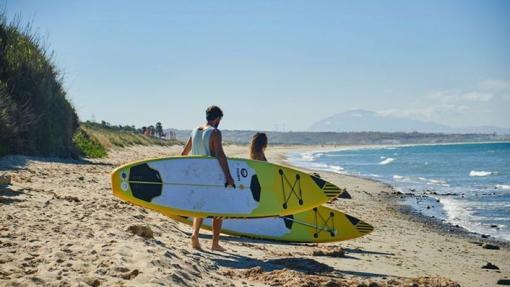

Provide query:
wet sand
left=1, top=144, right=508, bottom=286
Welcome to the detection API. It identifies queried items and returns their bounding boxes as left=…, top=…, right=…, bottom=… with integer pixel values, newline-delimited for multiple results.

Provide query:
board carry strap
left=279, top=169, right=304, bottom=209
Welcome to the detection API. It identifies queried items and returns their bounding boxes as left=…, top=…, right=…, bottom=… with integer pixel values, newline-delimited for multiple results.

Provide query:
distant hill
left=165, top=128, right=509, bottom=146
left=309, top=109, right=510, bottom=134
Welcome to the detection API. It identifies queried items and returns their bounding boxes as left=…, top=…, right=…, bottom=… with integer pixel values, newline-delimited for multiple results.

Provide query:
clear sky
left=3, top=0, right=510, bottom=131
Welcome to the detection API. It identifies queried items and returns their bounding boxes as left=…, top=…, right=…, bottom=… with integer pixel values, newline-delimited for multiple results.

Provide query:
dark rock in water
left=481, top=234, right=490, bottom=239
left=490, top=225, right=499, bottom=229
left=426, top=206, right=431, bottom=209
left=497, top=279, right=510, bottom=285
left=482, top=243, right=500, bottom=250
left=0, top=174, right=12, bottom=185
left=127, top=225, right=154, bottom=239
left=481, top=262, right=499, bottom=270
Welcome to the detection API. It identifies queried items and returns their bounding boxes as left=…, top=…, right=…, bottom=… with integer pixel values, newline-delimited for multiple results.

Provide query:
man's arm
left=210, top=130, right=234, bottom=186
left=181, top=137, right=192, bottom=156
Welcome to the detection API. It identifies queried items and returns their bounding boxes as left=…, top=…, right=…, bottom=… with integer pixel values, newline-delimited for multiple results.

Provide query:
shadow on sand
left=0, top=154, right=113, bottom=171
left=180, top=232, right=393, bottom=279
left=210, top=251, right=390, bottom=279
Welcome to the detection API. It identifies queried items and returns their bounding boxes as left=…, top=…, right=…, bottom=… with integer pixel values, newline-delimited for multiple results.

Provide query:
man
left=181, top=105, right=234, bottom=251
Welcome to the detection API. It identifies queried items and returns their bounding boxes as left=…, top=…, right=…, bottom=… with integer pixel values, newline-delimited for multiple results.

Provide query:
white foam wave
left=495, top=184, right=510, bottom=190
left=428, top=179, right=448, bottom=185
left=393, top=175, right=404, bottom=180
left=440, top=197, right=510, bottom=241
left=469, top=170, right=493, bottom=177
left=300, top=152, right=316, bottom=161
left=379, top=157, right=395, bottom=165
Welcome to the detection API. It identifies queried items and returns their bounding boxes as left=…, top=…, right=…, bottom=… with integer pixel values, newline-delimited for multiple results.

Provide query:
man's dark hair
left=206, top=106, right=224, bottom=121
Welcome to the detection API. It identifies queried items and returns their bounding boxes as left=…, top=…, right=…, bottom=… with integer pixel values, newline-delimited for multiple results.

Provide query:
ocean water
left=287, top=142, right=510, bottom=241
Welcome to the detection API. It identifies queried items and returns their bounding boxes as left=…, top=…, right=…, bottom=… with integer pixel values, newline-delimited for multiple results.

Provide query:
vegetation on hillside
left=0, top=14, right=79, bottom=157
left=74, top=122, right=181, bottom=158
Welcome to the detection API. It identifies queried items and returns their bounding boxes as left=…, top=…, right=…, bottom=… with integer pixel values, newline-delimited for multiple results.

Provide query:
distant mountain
left=309, top=110, right=510, bottom=134
left=309, top=110, right=450, bottom=133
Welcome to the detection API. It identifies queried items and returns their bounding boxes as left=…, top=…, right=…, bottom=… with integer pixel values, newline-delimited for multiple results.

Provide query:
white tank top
left=191, top=126, right=215, bottom=156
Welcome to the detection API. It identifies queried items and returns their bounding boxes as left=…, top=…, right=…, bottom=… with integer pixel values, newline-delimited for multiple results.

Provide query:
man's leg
left=211, top=218, right=226, bottom=251
left=191, top=218, right=203, bottom=250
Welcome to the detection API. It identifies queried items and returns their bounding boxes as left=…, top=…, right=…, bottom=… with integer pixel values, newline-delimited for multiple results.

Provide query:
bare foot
left=191, top=235, right=202, bottom=251
left=211, top=244, right=226, bottom=252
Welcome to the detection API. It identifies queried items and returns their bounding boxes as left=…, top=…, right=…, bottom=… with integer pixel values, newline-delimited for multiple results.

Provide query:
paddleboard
left=111, top=156, right=350, bottom=218
left=170, top=205, right=373, bottom=243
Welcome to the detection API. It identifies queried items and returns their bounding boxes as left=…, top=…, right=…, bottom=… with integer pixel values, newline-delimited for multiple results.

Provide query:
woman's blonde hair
left=249, top=132, right=268, bottom=161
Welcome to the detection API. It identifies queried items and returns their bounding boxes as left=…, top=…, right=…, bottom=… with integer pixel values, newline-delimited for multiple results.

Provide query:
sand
left=1, top=144, right=509, bottom=286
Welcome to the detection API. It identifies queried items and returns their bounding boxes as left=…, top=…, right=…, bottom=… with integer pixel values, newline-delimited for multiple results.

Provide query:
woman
left=250, top=132, right=322, bottom=179
left=250, top=132, right=268, bottom=161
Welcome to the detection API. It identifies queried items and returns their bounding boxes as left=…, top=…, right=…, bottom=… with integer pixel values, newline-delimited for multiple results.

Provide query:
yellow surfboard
left=111, top=156, right=350, bottom=218
left=170, top=205, right=373, bottom=243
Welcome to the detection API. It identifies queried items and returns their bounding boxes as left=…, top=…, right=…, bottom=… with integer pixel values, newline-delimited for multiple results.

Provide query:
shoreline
left=282, top=143, right=510, bottom=245
left=1, top=144, right=509, bottom=286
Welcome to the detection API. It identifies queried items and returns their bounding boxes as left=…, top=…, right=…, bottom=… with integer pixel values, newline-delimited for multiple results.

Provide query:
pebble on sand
left=481, top=262, right=499, bottom=270
left=127, top=224, right=154, bottom=239
left=311, top=247, right=345, bottom=257
left=482, top=243, right=500, bottom=250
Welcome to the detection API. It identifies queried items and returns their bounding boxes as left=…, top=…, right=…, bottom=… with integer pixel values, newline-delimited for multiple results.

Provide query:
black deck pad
left=129, top=182, right=162, bottom=202
left=250, top=175, right=261, bottom=202
left=129, top=163, right=162, bottom=183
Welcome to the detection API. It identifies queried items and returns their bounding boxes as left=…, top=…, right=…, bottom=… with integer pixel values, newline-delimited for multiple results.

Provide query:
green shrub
left=0, top=14, right=79, bottom=157
left=73, top=128, right=107, bottom=158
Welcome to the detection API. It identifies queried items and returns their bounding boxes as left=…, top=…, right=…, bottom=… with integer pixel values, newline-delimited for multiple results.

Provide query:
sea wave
left=495, top=184, right=510, bottom=190
left=469, top=170, right=493, bottom=177
left=300, top=152, right=316, bottom=161
left=379, top=157, right=395, bottom=165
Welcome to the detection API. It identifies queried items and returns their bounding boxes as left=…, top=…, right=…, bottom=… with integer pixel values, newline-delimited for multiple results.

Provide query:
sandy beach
left=1, top=144, right=509, bottom=286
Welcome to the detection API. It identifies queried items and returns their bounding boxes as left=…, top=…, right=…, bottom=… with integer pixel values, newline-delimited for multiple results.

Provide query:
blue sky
left=3, top=0, right=510, bottom=131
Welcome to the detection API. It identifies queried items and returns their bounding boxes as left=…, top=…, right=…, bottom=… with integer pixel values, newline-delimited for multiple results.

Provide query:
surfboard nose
left=337, top=188, right=351, bottom=199
left=323, top=183, right=350, bottom=201
left=310, top=175, right=351, bottom=201
left=355, top=220, right=374, bottom=235
left=345, top=213, right=374, bottom=235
